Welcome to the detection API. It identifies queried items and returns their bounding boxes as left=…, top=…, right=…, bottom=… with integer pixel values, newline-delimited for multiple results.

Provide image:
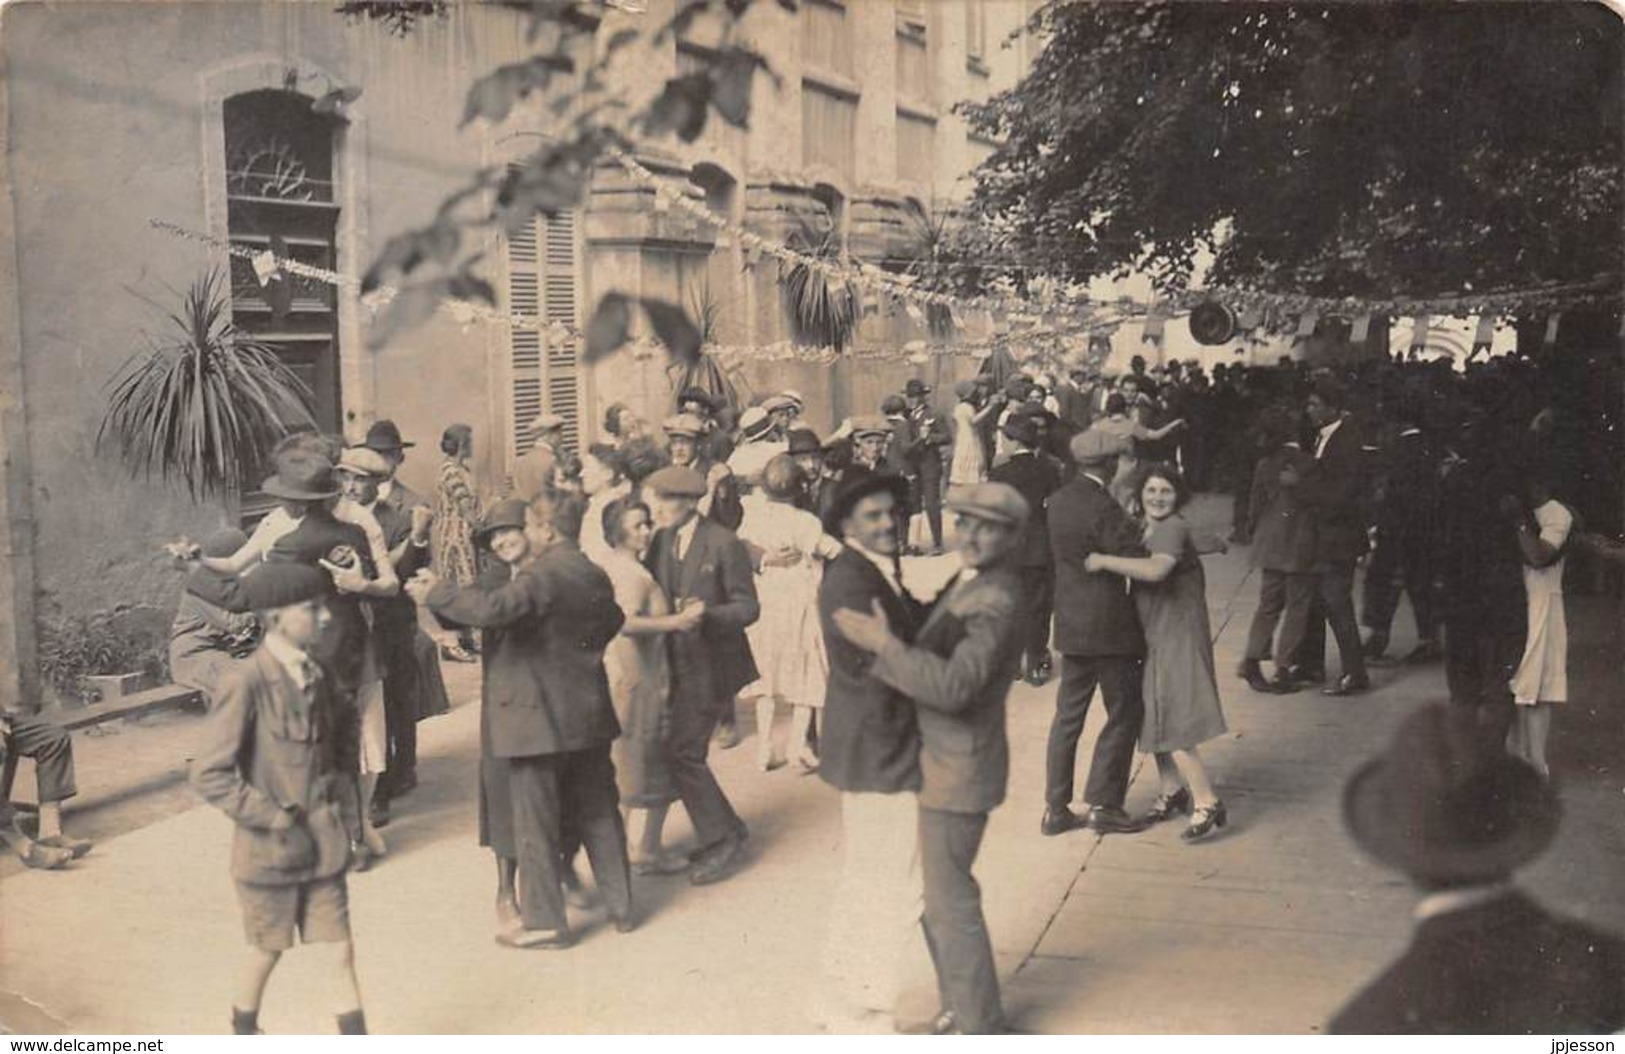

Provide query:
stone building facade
left=0, top=1, right=1037, bottom=706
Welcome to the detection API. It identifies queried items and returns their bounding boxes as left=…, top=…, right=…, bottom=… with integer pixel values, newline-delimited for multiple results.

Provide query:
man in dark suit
left=904, top=379, right=951, bottom=554
left=643, top=465, right=759, bottom=885
left=1238, top=410, right=1317, bottom=693
left=990, top=414, right=1062, bottom=686
left=813, top=471, right=923, bottom=1031
left=831, top=482, right=1029, bottom=1035
left=360, top=419, right=429, bottom=514
left=1290, top=379, right=1371, bottom=696
left=1360, top=419, right=1441, bottom=664
left=1043, top=430, right=1149, bottom=836
left=1334, top=705, right=1624, bottom=1034
left=410, top=491, right=631, bottom=948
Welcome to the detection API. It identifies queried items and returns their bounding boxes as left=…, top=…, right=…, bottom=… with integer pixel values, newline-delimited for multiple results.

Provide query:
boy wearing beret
left=191, top=563, right=368, bottom=1036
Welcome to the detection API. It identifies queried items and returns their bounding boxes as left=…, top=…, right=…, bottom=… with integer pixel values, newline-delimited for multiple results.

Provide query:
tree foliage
left=961, top=2, right=1624, bottom=298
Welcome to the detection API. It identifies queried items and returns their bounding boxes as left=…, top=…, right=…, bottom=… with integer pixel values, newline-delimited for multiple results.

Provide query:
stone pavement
left=2, top=495, right=1621, bottom=1034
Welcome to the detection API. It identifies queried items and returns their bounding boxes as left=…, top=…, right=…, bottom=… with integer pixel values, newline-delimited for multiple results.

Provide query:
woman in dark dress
left=1085, top=464, right=1230, bottom=841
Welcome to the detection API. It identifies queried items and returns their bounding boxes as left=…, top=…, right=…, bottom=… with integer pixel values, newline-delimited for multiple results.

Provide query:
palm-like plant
left=97, top=268, right=316, bottom=502
left=896, top=199, right=960, bottom=339
left=782, top=217, right=858, bottom=351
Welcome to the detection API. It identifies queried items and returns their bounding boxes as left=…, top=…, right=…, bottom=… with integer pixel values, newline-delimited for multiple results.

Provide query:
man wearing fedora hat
left=831, top=482, right=1030, bottom=1035
left=990, top=414, right=1063, bottom=687
left=1333, top=705, right=1624, bottom=1033
left=513, top=413, right=568, bottom=503
left=812, top=470, right=923, bottom=1031
left=1042, top=430, right=1152, bottom=836
left=360, top=419, right=429, bottom=515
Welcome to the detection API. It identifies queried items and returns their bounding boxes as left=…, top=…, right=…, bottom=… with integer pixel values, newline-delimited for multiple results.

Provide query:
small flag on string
left=1410, top=316, right=1430, bottom=350
left=1349, top=313, right=1371, bottom=344
left=1141, top=307, right=1165, bottom=345
left=905, top=302, right=926, bottom=325
left=251, top=250, right=280, bottom=286
left=1295, top=308, right=1320, bottom=339
left=1543, top=313, right=1562, bottom=348
left=744, top=243, right=762, bottom=269
left=1472, top=315, right=1496, bottom=351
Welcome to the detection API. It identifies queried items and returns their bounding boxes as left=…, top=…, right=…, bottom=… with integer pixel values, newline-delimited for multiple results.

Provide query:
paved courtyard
left=3, top=496, right=1621, bottom=1034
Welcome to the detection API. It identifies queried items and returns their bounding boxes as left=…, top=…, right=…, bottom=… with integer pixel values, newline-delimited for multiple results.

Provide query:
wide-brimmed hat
left=336, top=447, right=392, bottom=480
left=946, top=482, right=1030, bottom=528
left=362, top=419, right=414, bottom=453
left=738, top=406, right=775, bottom=442
left=1343, top=705, right=1560, bottom=884
left=662, top=413, right=707, bottom=440
left=761, top=394, right=798, bottom=415
left=850, top=414, right=892, bottom=440
left=645, top=465, right=709, bottom=498
left=786, top=426, right=823, bottom=457
left=475, top=498, right=530, bottom=545
left=262, top=451, right=341, bottom=501
left=904, top=379, right=932, bottom=398
left=822, top=471, right=910, bottom=535
left=1069, top=429, right=1130, bottom=467
left=241, top=562, right=332, bottom=611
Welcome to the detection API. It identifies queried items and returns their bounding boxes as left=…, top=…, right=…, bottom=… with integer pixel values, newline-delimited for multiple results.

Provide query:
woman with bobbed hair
left=1085, top=463, right=1231, bottom=841
left=434, top=423, right=482, bottom=662
left=602, top=402, right=647, bottom=447
left=579, top=443, right=632, bottom=567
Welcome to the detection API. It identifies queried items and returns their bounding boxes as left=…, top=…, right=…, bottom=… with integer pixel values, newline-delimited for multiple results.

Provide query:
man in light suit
left=410, top=491, right=631, bottom=948
left=643, top=465, right=760, bottom=885
left=1043, top=430, right=1150, bottom=836
left=832, top=482, right=1029, bottom=1035
left=512, top=412, right=567, bottom=502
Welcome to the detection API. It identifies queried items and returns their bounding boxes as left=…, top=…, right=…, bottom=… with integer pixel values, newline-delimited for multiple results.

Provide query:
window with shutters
left=895, top=6, right=932, bottom=108
left=802, top=81, right=857, bottom=183
left=505, top=205, right=584, bottom=460
left=896, top=111, right=935, bottom=187
left=802, top=0, right=852, bottom=79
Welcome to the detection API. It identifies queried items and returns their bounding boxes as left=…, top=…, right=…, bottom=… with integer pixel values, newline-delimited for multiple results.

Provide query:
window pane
left=896, top=32, right=931, bottom=104
left=802, top=0, right=852, bottom=77
left=803, top=83, right=856, bottom=182
left=897, top=113, right=935, bottom=186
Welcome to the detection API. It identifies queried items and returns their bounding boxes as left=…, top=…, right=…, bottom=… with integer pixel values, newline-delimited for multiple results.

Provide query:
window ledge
left=803, top=69, right=861, bottom=101
left=896, top=98, right=938, bottom=123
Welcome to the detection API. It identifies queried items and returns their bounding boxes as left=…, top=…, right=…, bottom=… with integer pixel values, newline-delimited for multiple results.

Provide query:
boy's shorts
left=235, top=876, right=351, bottom=952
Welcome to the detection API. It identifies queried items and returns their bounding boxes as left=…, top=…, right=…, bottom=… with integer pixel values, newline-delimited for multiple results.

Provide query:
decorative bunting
left=1410, top=316, right=1431, bottom=350
left=1349, top=313, right=1371, bottom=344
left=1544, top=313, right=1562, bottom=347
left=1295, top=308, right=1320, bottom=338
left=1472, top=314, right=1496, bottom=349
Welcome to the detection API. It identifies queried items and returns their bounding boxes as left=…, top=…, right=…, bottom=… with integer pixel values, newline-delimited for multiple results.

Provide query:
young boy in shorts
left=191, top=562, right=368, bottom=1035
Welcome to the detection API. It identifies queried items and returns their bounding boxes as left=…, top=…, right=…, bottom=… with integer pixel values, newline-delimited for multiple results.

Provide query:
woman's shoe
left=1181, top=801, right=1228, bottom=842
left=1142, top=787, right=1192, bottom=824
left=794, top=753, right=820, bottom=776
left=441, top=643, right=477, bottom=664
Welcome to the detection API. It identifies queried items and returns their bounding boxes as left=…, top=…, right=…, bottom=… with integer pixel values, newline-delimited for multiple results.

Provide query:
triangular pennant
left=1409, top=316, right=1430, bottom=349
left=1472, top=315, right=1496, bottom=348
left=1543, top=313, right=1562, bottom=347
left=1348, top=313, right=1371, bottom=344
left=1295, top=308, right=1320, bottom=338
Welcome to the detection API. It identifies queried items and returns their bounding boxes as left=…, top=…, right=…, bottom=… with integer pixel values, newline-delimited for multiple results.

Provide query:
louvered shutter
left=505, top=201, right=583, bottom=460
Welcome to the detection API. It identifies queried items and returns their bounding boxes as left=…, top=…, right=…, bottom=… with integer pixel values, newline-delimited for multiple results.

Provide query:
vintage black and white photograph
left=0, top=0, right=1621, bottom=1037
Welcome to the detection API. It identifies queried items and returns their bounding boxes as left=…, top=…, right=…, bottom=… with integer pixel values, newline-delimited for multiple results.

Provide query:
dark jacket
left=1298, top=418, right=1370, bottom=564
left=191, top=646, right=358, bottom=886
left=1048, top=473, right=1146, bottom=658
left=190, top=511, right=377, bottom=692
left=872, top=565, right=1021, bottom=814
left=426, top=540, right=624, bottom=758
left=990, top=451, right=1062, bottom=569
left=1331, top=891, right=1625, bottom=1034
left=646, top=516, right=760, bottom=710
left=1248, top=445, right=1318, bottom=573
left=1434, top=451, right=1526, bottom=629
left=1373, top=429, right=1437, bottom=546
left=817, top=546, right=924, bottom=794
left=370, top=499, right=431, bottom=643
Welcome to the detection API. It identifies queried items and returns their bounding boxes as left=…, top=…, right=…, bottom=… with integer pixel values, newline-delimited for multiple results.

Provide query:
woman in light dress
left=738, top=455, right=843, bottom=772
left=1506, top=476, right=1577, bottom=779
left=596, top=496, right=705, bottom=874
left=1085, top=464, right=1230, bottom=841
left=949, top=379, right=998, bottom=486
left=579, top=443, right=632, bottom=568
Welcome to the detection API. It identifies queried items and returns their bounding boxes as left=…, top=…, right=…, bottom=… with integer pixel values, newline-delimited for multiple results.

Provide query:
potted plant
left=96, top=266, right=316, bottom=502
left=781, top=217, right=859, bottom=352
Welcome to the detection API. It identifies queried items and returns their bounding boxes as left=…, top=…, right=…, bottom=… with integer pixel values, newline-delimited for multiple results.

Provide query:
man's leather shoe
left=1024, top=664, right=1049, bottom=688
left=1322, top=673, right=1371, bottom=697
left=1288, top=665, right=1326, bottom=685
left=611, top=914, right=638, bottom=934
left=36, top=834, right=93, bottom=859
left=1404, top=639, right=1443, bottom=664
left=713, top=721, right=741, bottom=750
left=689, top=833, right=746, bottom=885
left=1237, top=659, right=1281, bottom=694
left=1040, top=807, right=1085, bottom=837
left=1361, top=633, right=1389, bottom=660
left=1266, top=672, right=1304, bottom=693
left=368, top=798, right=391, bottom=829
left=1084, top=805, right=1149, bottom=834
left=393, top=771, right=418, bottom=797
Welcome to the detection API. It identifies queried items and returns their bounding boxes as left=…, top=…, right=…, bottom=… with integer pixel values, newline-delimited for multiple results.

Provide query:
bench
left=1, top=684, right=203, bottom=806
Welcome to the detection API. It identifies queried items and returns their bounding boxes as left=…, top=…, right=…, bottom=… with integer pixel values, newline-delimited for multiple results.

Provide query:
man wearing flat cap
left=991, top=414, right=1063, bottom=686
left=642, top=464, right=759, bottom=884
left=512, top=413, right=567, bottom=503
left=832, top=482, right=1030, bottom=1035
left=1332, top=705, right=1624, bottom=1034
left=1042, top=430, right=1151, bottom=836
left=664, top=412, right=743, bottom=533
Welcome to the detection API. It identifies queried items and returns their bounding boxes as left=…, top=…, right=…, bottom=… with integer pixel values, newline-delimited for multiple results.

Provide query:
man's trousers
left=822, top=791, right=920, bottom=1015
left=1045, top=654, right=1144, bottom=812
left=1244, top=570, right=1316, bottom=668
left=919, top=807, right=1002, bottom=1033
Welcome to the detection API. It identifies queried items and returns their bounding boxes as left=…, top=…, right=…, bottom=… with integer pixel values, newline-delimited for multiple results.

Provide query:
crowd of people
left=2, top=338, right=1622, bottom=1036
